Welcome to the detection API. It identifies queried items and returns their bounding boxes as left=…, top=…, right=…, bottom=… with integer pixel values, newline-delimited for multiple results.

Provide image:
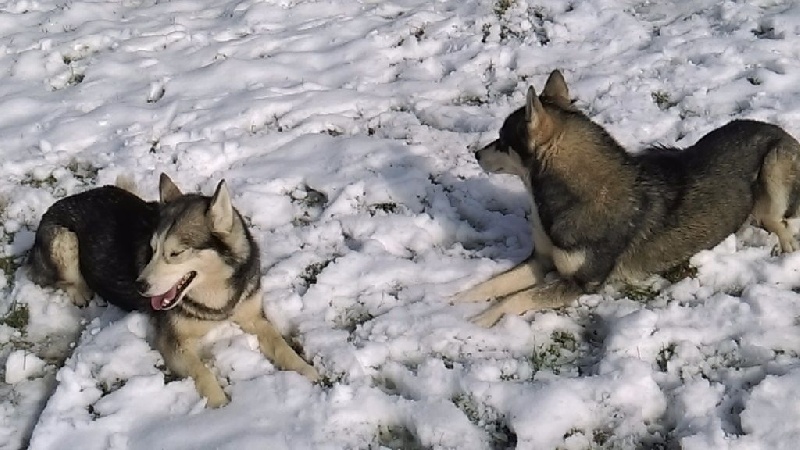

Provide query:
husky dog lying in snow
left=28, top=174, right=319, bottom=407
left=455, top=70, right=800, bottom=327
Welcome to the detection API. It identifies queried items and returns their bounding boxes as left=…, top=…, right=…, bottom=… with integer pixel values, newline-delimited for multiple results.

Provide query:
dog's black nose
left=135, top=279, right=149, bottom=295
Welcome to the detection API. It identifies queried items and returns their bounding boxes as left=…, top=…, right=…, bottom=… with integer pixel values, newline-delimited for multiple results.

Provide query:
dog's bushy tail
left=114, top=174, right=139, bottom=196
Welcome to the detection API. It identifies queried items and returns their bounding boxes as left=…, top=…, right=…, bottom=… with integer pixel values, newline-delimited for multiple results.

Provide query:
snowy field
left=2, top=0, right=800, bottom=448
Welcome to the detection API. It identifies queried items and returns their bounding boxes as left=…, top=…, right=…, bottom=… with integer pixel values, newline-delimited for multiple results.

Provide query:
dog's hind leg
left=470, top=279, right=582, bottom=327
left=753, top=143, right=800, bottom=254
left=29, top=225, right=93, bottom=306
left=54, top=231, right=93, bottom=306
left=452, top=257, right=546, bottom=303
left=233, top=296, right=320, bottom=381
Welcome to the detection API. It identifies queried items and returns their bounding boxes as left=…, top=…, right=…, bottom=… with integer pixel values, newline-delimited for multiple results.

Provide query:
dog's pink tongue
left=150, top=295, right=165, bottom=310
left=150, top=286, right=178, bottom=311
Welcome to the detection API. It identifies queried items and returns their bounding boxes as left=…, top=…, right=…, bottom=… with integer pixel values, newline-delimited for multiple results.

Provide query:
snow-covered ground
left=2, top=0, right=800, bottom=448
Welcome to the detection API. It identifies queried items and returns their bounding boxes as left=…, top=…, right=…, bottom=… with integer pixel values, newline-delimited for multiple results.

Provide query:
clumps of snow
left=2, top=0, right=800, bottom=448
left=4, top=350, right=46, bottom=384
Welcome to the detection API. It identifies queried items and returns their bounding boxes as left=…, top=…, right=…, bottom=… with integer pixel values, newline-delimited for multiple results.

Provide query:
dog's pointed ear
left=159, top=173, right=182, bottom=203
left=525, top=85, right=556, bottom=145
left=541, top=70, right=570, bottom=106
left=525, top=86, right=544, bottom=124
left=208, top=180, right=234, bottom=234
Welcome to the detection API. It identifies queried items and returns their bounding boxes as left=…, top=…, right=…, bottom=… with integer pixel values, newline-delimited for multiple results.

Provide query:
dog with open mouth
left=135, top=174, right=320, bottom=407
left=29, top=173, right=319, bottom=407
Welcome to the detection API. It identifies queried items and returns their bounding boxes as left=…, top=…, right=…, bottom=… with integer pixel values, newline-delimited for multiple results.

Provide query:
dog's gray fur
left=456, top=70, right=800, bottom=326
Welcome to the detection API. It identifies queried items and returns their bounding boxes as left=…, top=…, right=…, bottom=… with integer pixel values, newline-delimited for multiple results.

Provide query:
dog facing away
left=456, top=70, right=800, bottom=327
left=27, top=177, right=159, bottom=311
left=136, top=174, right=319, bottom=407
left=28, top=174, right=319, bottom=407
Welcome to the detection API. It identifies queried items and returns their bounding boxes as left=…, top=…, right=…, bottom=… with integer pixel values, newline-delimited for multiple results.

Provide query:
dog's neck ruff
left=171, top=279, right=257, bottom=321
left=174, top=296, right=238, bottom=321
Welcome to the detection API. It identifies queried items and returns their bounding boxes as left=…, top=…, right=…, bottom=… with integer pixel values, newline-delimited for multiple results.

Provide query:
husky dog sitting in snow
left=455, top=70, right=800, bottom=327
left=29, top=174, right=319, bottom=407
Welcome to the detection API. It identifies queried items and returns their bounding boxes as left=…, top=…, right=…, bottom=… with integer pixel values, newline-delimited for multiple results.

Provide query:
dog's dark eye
left=169, top=250, right=184, bottom=258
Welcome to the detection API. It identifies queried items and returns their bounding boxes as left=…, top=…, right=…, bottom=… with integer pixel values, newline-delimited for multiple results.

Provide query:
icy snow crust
left=2, top=0, right=800, bottom=448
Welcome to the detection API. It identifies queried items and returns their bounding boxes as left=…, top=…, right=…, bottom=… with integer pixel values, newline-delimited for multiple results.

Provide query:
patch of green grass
left=161, top=368, right=183, bottom=384
left=376, top=424, right=424, bottom=450
left=66, top=159, right=99, bottom=182
left=87, top=404, right=101, bottom=420
left=651, top=90, right=678, bottom=110
left=593, top=428, right=613, bottom=447
left=481, top=23, right=492, bottom=43
left=458, top=95, right=486, bottom=106
left=299, top=186, right=328, bottom=208
left=67, top=71, right=85, bottom=86
left=498, top=25, right=518, bottom=41
left=531, top=330, right=580, bottom=375
left=621, top=283, right=660, bottom=302
left=368, top=202, right=399, bottom=215
left=551, top=330, right=578, bottom=350
left=752, top=23, right=781, bottom=39
left=300, top=259, right=333, bottom=286
left=493, top=0, right=525, bottom=42
left=436, top=353, right=457, bottom=370
left=1, top=303, right=29, bottom=333
left=494, top=0, right=515, bottom=16
left=661, top=261, right=698, bottom=283
left=316, top=371, right=345, bottom=389
left=559, top=427, right=615, bottom=449
left=531, top=8, right=551, bottom=45
left=746, top=76, right=762, bottom=86
left=291, top=186, right=328, bottom=226
left=0, top=255, right=21, bottom=279
left=99, top=378, right=126, bottom=395
left=285, top=332, right=312, bottom=363
left=452, top=392, right=516, bottom=449
left=656, top=342, right=677, bottom=372
left=22, top=172, right=57, bottom=189
left=339, top=306, right=376, bottom=335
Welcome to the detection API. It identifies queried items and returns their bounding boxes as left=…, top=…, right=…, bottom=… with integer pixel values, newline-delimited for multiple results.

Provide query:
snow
left=4, top=351, right=46, bottom=385
left=1, top=0, right=800, bottom=448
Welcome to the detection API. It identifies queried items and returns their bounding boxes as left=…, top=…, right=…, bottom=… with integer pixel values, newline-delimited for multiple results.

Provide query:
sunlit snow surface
left=2, top=0, right=800, bottom=448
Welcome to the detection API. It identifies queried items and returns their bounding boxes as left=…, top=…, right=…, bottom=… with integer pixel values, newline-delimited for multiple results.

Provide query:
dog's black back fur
left=28, top=186, right=159, bottom=311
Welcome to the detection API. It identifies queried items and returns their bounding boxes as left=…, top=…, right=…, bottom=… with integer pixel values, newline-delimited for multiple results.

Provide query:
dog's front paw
left=301, top=364, right=321, bottom=383
left=204, top=388, right=230, bottom=408
left=773, top=237, right=800, bottom=256
left=197, top=381, right=229, bottom=408
left=451, top=286, right=490, bottom=304
left=470, top=307, right=504, bottom=328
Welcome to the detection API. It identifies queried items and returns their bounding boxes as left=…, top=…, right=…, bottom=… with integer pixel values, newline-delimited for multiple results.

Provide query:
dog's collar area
left=150, top=271, right=197, bottom=311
